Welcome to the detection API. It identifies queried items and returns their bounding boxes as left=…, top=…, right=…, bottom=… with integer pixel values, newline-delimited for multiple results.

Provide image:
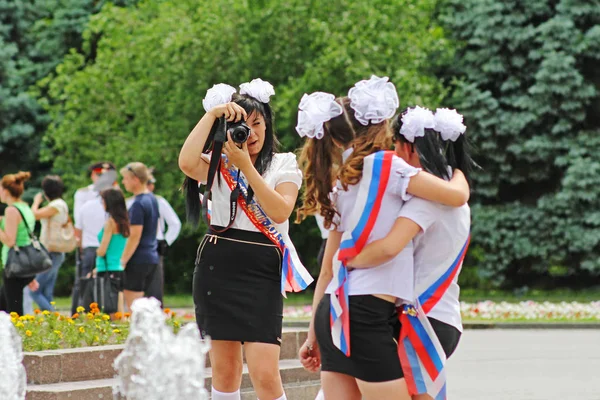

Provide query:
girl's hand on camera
left=223, top=132, right=252, bottom=171
left=209, top=102, right=248, bottom=122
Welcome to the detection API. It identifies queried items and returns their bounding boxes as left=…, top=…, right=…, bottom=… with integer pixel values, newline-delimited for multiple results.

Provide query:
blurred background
left=1, top=0, right=599, bottom=300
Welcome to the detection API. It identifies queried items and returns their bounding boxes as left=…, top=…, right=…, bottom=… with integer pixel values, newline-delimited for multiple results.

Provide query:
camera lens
left=227, top=121, right=250, bottom=144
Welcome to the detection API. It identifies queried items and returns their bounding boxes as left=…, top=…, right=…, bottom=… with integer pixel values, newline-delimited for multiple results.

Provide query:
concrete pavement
left=447, top=329, right=600, bottom=399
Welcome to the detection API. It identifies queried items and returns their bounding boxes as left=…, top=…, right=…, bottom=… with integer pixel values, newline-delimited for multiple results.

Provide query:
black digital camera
left=227, top=120, right=251, bottom=144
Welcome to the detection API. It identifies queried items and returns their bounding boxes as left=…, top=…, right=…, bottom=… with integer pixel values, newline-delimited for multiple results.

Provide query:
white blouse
left=399, top=197, right=471, bottom=332
left=203, top=152, right=303, bottom=236
left=326, top=149, right=421, bottom=303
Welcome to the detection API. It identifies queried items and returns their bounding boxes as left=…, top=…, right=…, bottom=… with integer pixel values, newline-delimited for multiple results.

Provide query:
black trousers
left=0, top=270, right=34, bottom=315
left=144, top=240, right=166, bottom=305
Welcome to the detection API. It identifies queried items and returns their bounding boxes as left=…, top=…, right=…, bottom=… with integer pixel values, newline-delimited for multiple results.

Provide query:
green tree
left=0, top=0, right=138, bottom=176
left=440, top=0, right=600, bottom=288
left=42, top=0, right=453, bottom=292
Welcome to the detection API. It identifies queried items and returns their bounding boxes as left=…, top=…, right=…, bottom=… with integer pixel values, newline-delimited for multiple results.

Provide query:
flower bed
left=10, top=300, right=600, bottom=352
left=283, top=301, right=600, bottom=322
left=9, top=303, right=184, bottom=352
left=460, top=300, right=600, bottom=321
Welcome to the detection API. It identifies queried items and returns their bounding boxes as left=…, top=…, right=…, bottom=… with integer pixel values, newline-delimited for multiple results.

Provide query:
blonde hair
left=120, top=162, right=150, bottom=184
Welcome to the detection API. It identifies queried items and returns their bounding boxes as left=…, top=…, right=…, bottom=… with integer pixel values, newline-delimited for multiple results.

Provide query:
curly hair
left=297, top=97, right=393, bottom=229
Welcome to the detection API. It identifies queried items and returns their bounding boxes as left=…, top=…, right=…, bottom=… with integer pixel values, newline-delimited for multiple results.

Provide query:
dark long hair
left=392, top=108, right=476, bottom=186
left=100, top=188, right=130, bottom=237
left=296, top=97, right=392, bottom=229
left=183, top=93, right=279, bottom=227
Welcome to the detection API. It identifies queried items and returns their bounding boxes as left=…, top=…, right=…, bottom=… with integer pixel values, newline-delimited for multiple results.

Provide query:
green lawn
left=51, top=289, right=599, bottom=312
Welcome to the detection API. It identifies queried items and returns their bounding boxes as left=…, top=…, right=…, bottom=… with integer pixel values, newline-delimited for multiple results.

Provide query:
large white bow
left=296, top=92, right=343, bottom=139
left=348, top=75, right=399, bottom=126
left=399, top=106, right=436, bottom=143
left=434, top=108, right=466, bottom=142
left=239, top=78, right=275, bottom=103
left=202, top=83, right=237, bottom=112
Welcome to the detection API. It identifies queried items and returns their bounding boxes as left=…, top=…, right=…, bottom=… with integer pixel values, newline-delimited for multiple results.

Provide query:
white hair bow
left=296, top=92, right=343, bottom=139
left=202, top=83, right=237, bottom=112
left=239, top=78, right=275, bottom=103
left=399, top=106, right=436, bottom=143
left=348, top=75, right=399, bottom=126
left=434, top=108, right=466, bottom=141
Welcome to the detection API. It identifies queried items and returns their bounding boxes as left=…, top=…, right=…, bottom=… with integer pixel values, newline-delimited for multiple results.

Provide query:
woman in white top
left=294, top=77, right=470, bottom=400
left=179, top=79, right=312, bottom=400
left=28, top=175, right=70, bottom=312
left=348, top=107, right=474, bottom=400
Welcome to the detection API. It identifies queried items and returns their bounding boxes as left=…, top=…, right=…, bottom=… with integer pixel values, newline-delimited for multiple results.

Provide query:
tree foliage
left=440, top=0, right=600, bottom=287
left=41, top=0, right=452, bottom=291
left=0, top=0, right=136, bottom=176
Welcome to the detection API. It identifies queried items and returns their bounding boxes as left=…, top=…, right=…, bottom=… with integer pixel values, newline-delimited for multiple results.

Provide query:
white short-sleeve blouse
left=206, top=152, right=302, bottom=235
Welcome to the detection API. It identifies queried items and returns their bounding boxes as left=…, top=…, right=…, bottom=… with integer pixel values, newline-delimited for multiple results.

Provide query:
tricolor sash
left=219, top=161, right=314, bottom=296
left=332, top=150, right=396, bottom=356
left=398, top=236, right=470, bottom=400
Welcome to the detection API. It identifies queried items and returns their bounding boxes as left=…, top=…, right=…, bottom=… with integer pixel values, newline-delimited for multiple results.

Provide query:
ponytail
left=296, top=136, right=339, bottom=229
left=444, top=134, right=477, bottom=187
left=183, top=176, right=201, bottom=227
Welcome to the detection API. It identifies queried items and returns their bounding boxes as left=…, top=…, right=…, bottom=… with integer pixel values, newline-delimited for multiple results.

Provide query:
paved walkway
left=447, top=329, right=600, bottom=399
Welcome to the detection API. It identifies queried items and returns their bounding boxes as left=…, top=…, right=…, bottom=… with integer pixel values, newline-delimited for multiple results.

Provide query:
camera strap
left=201, top=169, right=241, bottom=234
left=201, top=121, right=242, bottom=233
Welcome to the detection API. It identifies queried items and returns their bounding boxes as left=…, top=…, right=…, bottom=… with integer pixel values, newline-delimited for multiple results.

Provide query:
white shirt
left=205, top=152, right=303, bottom=236
left=155, top=195, right=182, bottom=245
left=126, top=195, right=182, bottom=246
left=74, top=196, right=107, bottom=248
left=399, top=197, right=471, bottom=332
left=314, top=215, right=329, bottom=239
left=73, top=184, right=98, bottom=225
left=325, top=149, right=420, bottom=303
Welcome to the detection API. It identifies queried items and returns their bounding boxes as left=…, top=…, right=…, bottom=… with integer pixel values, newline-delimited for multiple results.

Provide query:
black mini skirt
left=314, top=294, right=403, bottom=382
left=193, top=227, right=283, bottom=345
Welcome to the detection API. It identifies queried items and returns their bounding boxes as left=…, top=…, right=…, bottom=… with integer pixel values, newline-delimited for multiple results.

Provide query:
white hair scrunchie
left=348, top=75, right=399, bottom=126
left=295, top=92, right=343, bottom=139
left=399, top=106, right=436, bottom=143
left=239, top=78, right=275, bottom=103
left=202, top=83, right=237, bottom=112
left=434, top=108, right=467, bottom=141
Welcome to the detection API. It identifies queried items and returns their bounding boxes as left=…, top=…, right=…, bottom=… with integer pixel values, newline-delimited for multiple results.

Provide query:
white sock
left=257, top=394, right=287, bottom=400
left=315, top=388, right=325, bottom=400
left=211, top=387, right=241, bottom=400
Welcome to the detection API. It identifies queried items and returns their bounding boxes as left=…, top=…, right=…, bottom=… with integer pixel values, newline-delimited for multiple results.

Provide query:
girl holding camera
left=294, top=77, right=470, bottom=400
left=179, top=79, right=312, bottom=400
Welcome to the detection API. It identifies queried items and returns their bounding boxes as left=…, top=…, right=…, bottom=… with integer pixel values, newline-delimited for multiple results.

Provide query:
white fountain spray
left=0, top=312, right=27, bottom=400
left=113, top=298, right=211, bottom=399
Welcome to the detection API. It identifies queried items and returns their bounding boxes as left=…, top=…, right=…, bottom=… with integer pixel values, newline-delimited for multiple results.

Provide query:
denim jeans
left=23, top=252, right=65, bottom=314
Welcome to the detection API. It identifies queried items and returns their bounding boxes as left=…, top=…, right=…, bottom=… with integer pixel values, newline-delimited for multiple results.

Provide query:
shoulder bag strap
left=11, top=205, right=37, bottom=241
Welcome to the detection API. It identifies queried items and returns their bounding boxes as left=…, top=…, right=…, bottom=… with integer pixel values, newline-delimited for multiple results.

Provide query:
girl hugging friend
left=295, top=76, right=473, bottom=400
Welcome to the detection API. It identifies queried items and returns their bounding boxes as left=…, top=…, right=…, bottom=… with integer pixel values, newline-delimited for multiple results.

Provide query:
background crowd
left=0, top=162, right=181, bottom=317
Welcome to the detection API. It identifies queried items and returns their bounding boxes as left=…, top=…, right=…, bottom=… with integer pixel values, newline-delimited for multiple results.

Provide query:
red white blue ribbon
left=220, top=162, right=314, bottom=296
left=331, top=150, right=396, bottom=356
left=398, top=236, right=470, bottom=399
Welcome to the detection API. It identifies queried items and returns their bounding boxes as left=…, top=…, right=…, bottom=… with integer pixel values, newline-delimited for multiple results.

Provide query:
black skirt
left=315, top=294, right=403, bottom=382
left=193, top=227, right=283, bottom=345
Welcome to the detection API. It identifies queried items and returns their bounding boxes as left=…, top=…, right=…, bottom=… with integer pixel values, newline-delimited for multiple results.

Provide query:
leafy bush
left=440, top=0, right=600, bottom=287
